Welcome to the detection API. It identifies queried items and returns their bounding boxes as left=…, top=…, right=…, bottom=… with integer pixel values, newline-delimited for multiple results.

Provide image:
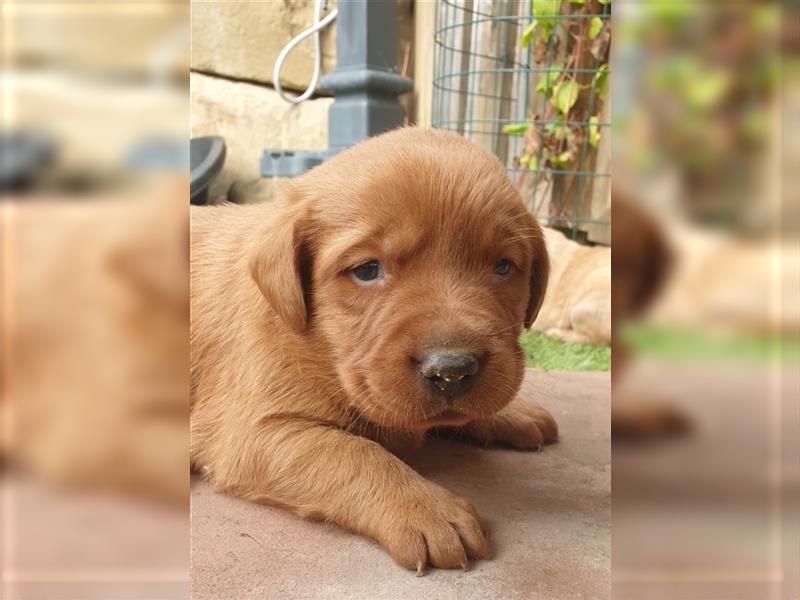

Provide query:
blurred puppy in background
left=610, top=191, right=690, bottom=439
left=1, top=188, right=188, bottom=503
left=533, top=227, right=610, bottom=345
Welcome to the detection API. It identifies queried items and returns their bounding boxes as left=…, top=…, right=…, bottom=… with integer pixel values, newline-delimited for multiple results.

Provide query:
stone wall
left=191, top=1, right=337, bottom=92
left=191, top=71, right=332, bottom=202
left=4, top=2, right=189, bottom=81
left=190, top=0, right=415, bottom=203
left=2, top=2, right=189, bottom=179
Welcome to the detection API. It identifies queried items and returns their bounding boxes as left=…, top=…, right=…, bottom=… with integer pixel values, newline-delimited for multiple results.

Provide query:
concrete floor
left=2, top=475, right=188, bottom=599
left=5, top=365, right=794, bottom=599
left=612, top=362, right=800, bottom=600
left=190, top=370, right=611, bottom=600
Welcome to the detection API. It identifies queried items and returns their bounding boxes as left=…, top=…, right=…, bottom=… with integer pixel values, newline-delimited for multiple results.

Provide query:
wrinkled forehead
left=313, top=170, right=535, bottom=274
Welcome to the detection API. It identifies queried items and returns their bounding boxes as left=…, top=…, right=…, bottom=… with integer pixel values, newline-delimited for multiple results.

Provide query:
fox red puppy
left=190, top=128, right=556, bottom=571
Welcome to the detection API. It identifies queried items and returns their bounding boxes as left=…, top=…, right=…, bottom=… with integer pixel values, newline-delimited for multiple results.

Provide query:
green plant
left=504, top=1, right=610, bottom=173
left=616, top=3, right=779, bottom=230
left=503, top=1, right=610, bottom=225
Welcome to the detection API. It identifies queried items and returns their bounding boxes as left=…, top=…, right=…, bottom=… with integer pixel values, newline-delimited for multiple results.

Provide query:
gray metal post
left=261, top=0, right=412, bottom=177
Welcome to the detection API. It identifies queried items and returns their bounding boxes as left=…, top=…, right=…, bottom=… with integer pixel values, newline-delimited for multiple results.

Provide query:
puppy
left=2, top=187, right=188, bottom=503
left=533, top=227, right=611, bottom=345
left=190, top=128, right=557, bottom=572
left=610, top=192, right=689, bottom=439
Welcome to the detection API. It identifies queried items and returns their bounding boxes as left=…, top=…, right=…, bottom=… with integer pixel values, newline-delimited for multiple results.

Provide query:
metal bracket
left=261, top=0, right=412, bottom=177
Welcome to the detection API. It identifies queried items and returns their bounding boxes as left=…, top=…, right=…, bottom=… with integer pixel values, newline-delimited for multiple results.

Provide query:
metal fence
left=432, top=0, right=611, bottom=243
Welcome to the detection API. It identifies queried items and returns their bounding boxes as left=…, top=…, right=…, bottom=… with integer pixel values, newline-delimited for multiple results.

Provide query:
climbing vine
left=504, top=0, right=610, bottom=186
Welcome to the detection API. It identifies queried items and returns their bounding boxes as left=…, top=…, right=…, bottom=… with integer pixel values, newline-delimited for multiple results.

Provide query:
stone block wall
left=190, top=0, right=415, bottom=203
left=2, top=2, right=189, bottom=177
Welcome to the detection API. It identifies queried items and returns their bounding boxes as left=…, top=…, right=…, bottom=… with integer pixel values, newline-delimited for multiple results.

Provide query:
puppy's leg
left=612, top=393, right=691, bottom=441
left=545, top=297, right=611, bottom=345
left=568, top=296, right=611, bottom=344
left=454, top=399, right=558, bottom=450
left=545, top=327, right=593, bottom=344
left=211, top=420, right=487, bottom=572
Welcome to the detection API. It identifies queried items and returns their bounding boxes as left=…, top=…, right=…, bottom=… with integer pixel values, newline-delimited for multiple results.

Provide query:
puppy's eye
left=493, top=259, right=511, bottom=276
left=351, top=260, right=383, bottom=283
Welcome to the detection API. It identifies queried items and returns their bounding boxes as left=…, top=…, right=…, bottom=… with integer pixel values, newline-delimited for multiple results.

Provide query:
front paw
left=463, top=400, right=558, bottom=450
left=612, top=396, right=691, bottom=441
left=376, top=482, right=488, bottom=573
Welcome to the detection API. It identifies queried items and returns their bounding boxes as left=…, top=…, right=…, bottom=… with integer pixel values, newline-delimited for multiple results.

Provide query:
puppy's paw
left=463, top=400, right=558, bottom=450
left=377, top=483, right=487, bottom=573
left=612, top=397, right=691, bottom=442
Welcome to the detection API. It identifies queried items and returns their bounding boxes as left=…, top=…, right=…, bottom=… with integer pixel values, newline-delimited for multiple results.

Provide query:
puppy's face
left=251, top=129, right=548, bottom=430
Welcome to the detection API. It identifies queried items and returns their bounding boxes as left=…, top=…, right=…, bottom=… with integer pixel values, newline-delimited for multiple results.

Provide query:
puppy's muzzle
left=419, top=350, right=481, bottom=401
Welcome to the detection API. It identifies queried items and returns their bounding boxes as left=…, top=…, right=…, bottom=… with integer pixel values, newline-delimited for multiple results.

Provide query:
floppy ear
left=524, top=223, right=550, bottom=329
left=248, top=200, right=313, bottom=332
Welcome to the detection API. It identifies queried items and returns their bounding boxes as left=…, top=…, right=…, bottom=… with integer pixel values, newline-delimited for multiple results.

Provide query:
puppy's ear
left=249, top=198, right=313, bottom=332
left=524, top=222, right=550, bottom=329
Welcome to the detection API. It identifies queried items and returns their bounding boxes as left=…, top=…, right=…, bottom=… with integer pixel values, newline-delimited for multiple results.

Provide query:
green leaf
left=754, top=5, right=779, bottom=33
left=532, top=0, right=562, bottom=18
left=531, top=0, right=562, bottom=41
left=545, top=118, right=569, bottom=140
left=503, top=122, right=532, bottom=135
left=569, top=0, right=584, bottom=3
left=598, top=0, right=609, bottom=4
left=551, top=79, right=579, bottom=114
left=535, top=78, right=548, bottom=94
left=594, top=64, right=608, bottom=99
left=589, top=16, right=603, bottom=39
left=589, top=116, right=600, bottom=148
left=685, top=70, right=732, bottom=110
left=521, top=20, right=536, bottom=47
left=521, top=155, right=539, bottom=170
left=535, top=62, right=563, bottom=94
left=557, top=150, right=573, bottom=167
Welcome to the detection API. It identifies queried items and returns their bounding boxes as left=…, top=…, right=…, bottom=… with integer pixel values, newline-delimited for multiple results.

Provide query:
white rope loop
left=273, top=0, right=338, bottom=104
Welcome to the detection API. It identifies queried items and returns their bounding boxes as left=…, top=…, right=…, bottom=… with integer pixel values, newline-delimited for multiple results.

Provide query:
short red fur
left=190, top=128, right=556, bottom=571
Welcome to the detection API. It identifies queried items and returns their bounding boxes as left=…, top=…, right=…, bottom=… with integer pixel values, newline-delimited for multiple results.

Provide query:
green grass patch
left=520, top=330, right=611, bottom=371
left=623, top=322, right=799, bottom=365
left=518, top=323, right=798, bottom=372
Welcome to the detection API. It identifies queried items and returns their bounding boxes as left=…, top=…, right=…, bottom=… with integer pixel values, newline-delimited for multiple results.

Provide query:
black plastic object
left=190, top=136, right=226, bottom=205
left=0, top=131, right=56, bottom=192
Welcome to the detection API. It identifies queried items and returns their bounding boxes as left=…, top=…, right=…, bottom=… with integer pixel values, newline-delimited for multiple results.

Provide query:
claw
left=460, top=561, right=469, bottom=572
left=416, top=562, right=425, bottom=577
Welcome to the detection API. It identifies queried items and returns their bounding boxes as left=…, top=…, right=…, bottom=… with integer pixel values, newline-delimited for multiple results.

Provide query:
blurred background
left=1, top=1, right=189, bottom=599
left=610, top=2, right=798, bottom=599
left=2, top=0, right=798, bottom=599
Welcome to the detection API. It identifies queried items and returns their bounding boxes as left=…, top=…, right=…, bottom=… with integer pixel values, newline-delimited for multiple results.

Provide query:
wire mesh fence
left=432, top=0, right=611, bottom=244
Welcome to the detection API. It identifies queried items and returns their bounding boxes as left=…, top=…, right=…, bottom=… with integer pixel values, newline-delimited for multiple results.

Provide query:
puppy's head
left=251, top=128, right=548, bottom=430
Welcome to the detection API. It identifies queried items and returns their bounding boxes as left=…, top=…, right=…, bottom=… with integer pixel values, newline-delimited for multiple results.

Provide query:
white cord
left=273, top=0, right=338, bottom=104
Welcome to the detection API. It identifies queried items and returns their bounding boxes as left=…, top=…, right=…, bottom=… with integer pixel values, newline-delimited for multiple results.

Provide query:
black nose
left=419, top=351, right=480, bottom=400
